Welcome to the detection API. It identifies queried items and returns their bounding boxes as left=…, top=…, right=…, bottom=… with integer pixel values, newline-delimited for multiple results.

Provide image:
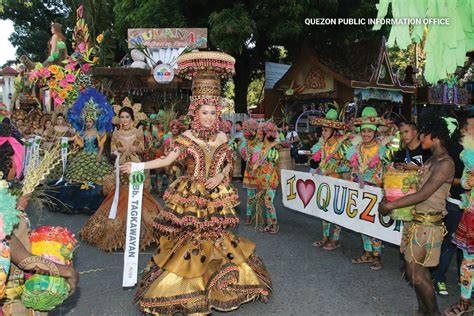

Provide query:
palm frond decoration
left=22, top=142, right=62, bottom=196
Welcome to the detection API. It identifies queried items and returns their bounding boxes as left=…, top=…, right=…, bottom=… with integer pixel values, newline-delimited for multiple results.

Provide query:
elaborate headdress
left=176, top=51, right=235, bottom=141
left=40, top=113, right=52, bottom=128
left=352, top=106, right=392, bottom=131
left=169, top=119, right=185, bottom=132
left=242, top=119, right=259, bottom=139
left=10, top=109, right=27, bottom=124
left=310, top=109, right=346, bottom=129
left=68, top=88, right=114, bottom=133
left=258, top=121, right=278, bottom=139
left=219, top=120, right=232, bottom=134
left=28, top=108, right=44, bottom=130
left=112, top=97, right=147, bottom=127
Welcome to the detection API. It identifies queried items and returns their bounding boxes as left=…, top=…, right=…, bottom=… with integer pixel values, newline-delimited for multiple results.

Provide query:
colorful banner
left=128, top=28, right=207, bottom=48
left=123, top=162, right=145, bottom=287
left=280, top=170, right=403, bottom=245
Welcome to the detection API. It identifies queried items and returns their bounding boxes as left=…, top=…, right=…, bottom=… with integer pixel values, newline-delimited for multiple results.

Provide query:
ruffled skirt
left=135, top=232, right=272, bottom=314
left=453, top=209, right=474, bottom=253
left=135, top=176, right=272, bottom=314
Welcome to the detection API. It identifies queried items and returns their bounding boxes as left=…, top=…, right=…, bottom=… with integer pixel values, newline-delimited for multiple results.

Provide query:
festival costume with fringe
left=400, top=162, right=450, bottom=267
left=239, top=137, right=262, bottom=218
left=453, top=136, right=474, bottom=253
left=254, top=142, right=280, bottom=226
left=79, top=127, right=161, bottom=251
left=452, top=136, right=474, bottom=300
left=311, top=136, right=350, bottom=241
left=134, top=134, right=272, bottom=315
left=346, top=107, right=393, bottom=258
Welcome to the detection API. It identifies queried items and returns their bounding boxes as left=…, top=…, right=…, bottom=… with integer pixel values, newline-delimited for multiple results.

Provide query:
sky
left=0, top=20, right=16, bottom=65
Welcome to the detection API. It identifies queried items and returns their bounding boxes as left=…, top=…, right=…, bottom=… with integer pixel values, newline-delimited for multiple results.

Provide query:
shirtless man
left=380, top=113, right=457, bottom=316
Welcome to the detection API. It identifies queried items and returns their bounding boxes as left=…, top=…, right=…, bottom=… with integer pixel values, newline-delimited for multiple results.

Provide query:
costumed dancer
left=446, top=128, right=474, bottom=315
left=163, top=119, right=186, bottom=184
left=79, top=104, right=161, bottom=251
left=143, top=113, right=161, bottom=195
left=39, top=114, right=52, bottom=151
left=122, top=51, right=271, bottom=314
left=309, top=109, right=349, bottom=250
left=254, top=121, right=280, bottom=234
left=42, top=112, right=74, bottom=181
left=346, top=107, right=393, bottom=270
left=50, top=88, right=114, bottom=213
left=65, top=88, right=114, bottom=184
left=239, top=118, right=262, bottom=225
left=379, top=112, right=456, bottom=316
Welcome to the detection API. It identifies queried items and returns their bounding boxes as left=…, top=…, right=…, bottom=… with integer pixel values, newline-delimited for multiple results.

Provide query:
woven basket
left=233, top=157, right=242, bottom=177
left=383, top=169, right=419, bottom=221
left=276, top=145, right=292, bottom=175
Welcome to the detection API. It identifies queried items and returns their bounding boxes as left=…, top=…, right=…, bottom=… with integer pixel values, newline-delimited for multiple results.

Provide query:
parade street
left=28, top=178, right=460, bottom=316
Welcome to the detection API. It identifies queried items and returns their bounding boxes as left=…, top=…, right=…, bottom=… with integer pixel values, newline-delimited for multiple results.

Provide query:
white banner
left=32, top=136, right=42, bottom=169
left=281, top=170, right=403, bottom=245
left=108, top=152, right=121, bottom=220
left=22, top=137, right=34, bottom=175
left=123, top=162, right=145, bottom=287
left=55, top=137, right=69, bottom=184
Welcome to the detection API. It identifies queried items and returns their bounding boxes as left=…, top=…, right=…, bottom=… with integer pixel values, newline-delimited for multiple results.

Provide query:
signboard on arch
left=128, top=28, right=207, bottom=49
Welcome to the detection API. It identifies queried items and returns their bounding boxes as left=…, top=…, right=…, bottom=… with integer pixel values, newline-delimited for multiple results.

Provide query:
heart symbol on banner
left=296, top=179, right=316, bottom=208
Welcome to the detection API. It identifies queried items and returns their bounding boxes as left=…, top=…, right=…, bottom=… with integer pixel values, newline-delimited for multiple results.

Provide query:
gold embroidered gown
left=135, top=134, right=272, bottom=314
left=79, top=127, right=161, bottom=251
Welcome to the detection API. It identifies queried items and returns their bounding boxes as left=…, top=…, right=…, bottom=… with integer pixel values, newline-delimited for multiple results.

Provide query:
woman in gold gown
left=121, top=52, right=272, bottom=313
left=80, top=106, right=160, bottom=251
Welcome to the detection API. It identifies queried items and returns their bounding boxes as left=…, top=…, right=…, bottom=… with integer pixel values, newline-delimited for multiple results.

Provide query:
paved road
left=27, top=181, right=462, bottom=315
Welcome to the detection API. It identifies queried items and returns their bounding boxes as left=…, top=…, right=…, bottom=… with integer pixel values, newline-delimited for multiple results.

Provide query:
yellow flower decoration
left=58, top=89, right=68, bottom=99
left=96, top=33, right=104, bottom=44
left=48, top=65, right=60, bottom=74
left=48, top=79, right=58, bottom=89
left=55, top=71, right=64, bottom=80
left=92, top=57, right=99, bottom=64
left=65, top=85, right=73, bottom=91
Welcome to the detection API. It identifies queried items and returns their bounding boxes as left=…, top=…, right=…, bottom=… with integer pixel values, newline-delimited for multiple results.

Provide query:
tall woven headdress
left=176, top=51, right=235, bottom=140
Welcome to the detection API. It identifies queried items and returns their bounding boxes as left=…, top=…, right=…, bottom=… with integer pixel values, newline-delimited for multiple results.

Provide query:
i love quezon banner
left=280, top=170, right=403, bottom=245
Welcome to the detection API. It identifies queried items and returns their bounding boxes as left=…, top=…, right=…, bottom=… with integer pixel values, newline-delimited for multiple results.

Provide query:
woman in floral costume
left=345, top=106, right=393, bottom=270
left=310, top=109, right=350, bottom=250
left=239, top=118, right=262, bottom=225
left=254, top=121, right=280, bottom=234
left=121, top=51, right=271, bottom=315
